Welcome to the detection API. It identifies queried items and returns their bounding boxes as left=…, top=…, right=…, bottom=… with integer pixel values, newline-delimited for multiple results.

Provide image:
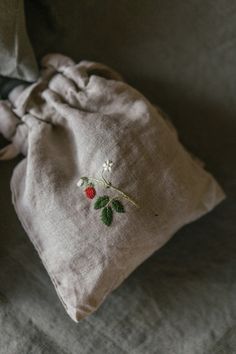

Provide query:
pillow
left=0, top=54, right=225, bottom=321
left=0, top=0, right=38, bottom=81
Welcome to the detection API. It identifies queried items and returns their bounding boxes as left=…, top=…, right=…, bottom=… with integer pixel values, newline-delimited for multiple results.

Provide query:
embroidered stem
left=101, top=170, right=111, bottom=186
left=86, top=177, right=139, bottom=208
left=77, top=160, right=139, bottom=227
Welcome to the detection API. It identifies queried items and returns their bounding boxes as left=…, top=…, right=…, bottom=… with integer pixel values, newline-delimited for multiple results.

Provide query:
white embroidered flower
left=102, top=160, right=113, bottom=172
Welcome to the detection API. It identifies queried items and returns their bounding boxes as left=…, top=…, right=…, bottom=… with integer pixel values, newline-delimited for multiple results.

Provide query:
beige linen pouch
left=0, top=54, right=225, bottom=321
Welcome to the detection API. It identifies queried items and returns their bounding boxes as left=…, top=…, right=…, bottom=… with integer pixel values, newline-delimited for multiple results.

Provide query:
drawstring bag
left=0, top=54, right=225, bottom=321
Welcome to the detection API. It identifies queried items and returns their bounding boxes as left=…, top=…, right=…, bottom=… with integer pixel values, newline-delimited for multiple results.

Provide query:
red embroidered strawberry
left=85, top=186, right=96, bottom=199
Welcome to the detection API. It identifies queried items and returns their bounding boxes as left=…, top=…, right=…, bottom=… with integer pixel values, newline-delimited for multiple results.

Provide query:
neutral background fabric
left=0, top=0, right=38, bottom=81
left=0, top=0, right=236, bottom=353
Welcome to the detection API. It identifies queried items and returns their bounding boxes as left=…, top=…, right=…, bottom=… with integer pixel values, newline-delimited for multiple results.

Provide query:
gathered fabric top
left=0, top=53, right=123, bottom=160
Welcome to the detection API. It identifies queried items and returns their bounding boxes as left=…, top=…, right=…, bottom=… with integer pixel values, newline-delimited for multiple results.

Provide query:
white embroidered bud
left=77, top=177, right=88, bottom=187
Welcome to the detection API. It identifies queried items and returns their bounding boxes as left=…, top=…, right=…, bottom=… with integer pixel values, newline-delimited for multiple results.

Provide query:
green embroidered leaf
left=101, top=207, right=113, bottom=226
left=82, top=177, right=89, bottom=182
left=94, top=196, right=109, bottom=209
left=112, top=200, right=125, bottom=213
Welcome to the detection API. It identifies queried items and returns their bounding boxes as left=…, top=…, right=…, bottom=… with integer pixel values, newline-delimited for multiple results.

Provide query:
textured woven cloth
left=0, top=0, right=38, bottom=81
left=0, top=54, right=225, bottom=322
left=1, top=0, right=236, bottom=351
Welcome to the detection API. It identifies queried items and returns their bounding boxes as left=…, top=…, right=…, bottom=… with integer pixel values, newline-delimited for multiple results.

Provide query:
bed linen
left=0, top=0, right=38, bottom=81
left=0, top=0, right=236, bottom=353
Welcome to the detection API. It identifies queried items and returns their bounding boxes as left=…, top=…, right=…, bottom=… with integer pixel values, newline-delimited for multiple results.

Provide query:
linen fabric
left=0, top=54, right=225, bottom=321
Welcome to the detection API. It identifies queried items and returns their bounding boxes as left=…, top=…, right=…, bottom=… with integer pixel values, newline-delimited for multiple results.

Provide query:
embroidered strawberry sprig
left=77, top=160, right=139, bottom=226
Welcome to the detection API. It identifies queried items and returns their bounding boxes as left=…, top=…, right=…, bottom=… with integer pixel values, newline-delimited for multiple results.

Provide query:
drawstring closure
left=0, top=101, right=23, bottom=160
left=0, top=53, right=125, bottom=160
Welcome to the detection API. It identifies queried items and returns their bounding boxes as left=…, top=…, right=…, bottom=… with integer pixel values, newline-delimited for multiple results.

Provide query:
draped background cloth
left=0, top=1, right=236, bottom=353
left=0, top=0, right=38, bottom=81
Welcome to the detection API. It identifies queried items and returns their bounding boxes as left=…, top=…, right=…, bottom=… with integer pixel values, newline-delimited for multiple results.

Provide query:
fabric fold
left=0, top=53, right=225, bottom=321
